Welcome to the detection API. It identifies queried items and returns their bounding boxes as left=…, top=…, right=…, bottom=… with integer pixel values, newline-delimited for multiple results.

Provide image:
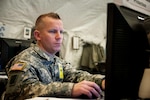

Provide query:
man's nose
left=56, top=32, right=62, bottom=39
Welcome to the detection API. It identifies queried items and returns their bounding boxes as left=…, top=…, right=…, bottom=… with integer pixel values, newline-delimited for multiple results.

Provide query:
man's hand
left=71, top=80, right=102, bottom=99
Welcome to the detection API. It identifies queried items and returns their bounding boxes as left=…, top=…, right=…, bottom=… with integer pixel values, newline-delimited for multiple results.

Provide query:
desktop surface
left=26, top=97, right=103, bottom=100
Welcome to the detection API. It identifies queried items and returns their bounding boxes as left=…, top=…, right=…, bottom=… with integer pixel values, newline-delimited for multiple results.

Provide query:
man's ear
left=34, top=30, right=41, bottom=40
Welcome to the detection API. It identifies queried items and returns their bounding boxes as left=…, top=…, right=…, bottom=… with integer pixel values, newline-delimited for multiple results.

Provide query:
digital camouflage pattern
left=4, top=44, right=103, bottom=100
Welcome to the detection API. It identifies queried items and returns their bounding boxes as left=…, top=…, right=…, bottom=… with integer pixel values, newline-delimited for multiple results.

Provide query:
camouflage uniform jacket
left=4, top=44, right=104, bottom=100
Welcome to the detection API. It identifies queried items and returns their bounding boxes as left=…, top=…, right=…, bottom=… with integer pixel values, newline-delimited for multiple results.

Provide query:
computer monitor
left=0, top=38, right=33, bottom=71
left=105, top=3, right=150, bottom=100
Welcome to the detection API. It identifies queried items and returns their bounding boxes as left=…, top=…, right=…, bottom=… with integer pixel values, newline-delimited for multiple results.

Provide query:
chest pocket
left=50, top=62, right=64, bottom=82
left=38, top=68, right=52, bottom=84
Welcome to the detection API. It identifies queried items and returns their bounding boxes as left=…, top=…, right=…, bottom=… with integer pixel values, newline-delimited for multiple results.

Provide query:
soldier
left=3, top=12, right=105, bottom=100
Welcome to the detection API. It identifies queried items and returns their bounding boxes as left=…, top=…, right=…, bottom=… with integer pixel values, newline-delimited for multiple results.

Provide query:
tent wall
left=0, top=0, right=149, bottom=68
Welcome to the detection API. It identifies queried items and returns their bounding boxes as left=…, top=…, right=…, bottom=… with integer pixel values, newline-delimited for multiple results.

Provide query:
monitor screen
left=0, top=38, right=33, bottom=71
left=105, top=3, right=150, bottom=100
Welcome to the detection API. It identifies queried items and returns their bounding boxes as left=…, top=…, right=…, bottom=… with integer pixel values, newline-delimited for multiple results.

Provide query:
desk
left=26, top=97, right=104, bottom=100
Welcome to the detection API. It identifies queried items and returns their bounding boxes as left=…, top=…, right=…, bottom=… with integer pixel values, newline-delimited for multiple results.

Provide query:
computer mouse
left=78, top=94, right=98, bottom=99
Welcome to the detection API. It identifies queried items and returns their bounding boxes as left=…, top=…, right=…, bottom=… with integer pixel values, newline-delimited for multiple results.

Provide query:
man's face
left=36, top=17, right=64, bottom=54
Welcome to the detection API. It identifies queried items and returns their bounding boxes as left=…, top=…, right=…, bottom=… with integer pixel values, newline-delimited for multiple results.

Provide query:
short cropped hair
left=35, top=12, right=61, bottom=29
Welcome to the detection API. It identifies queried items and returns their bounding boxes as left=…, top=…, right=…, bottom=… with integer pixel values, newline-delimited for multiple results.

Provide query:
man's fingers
left=82, top=80, right=102, bottom=93
left=81, top=81, right=101, bottom=98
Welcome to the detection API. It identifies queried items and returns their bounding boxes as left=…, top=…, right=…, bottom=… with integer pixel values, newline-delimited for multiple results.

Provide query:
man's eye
left=49, top=30, right=57, bottom=33
left=60, top=30, right=64, bottom=34
left=49, top=30, right=64, bottom=34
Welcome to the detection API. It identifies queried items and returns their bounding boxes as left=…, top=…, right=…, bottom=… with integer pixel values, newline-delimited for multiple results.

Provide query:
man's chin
left=54, top=48, right=60, bottom=53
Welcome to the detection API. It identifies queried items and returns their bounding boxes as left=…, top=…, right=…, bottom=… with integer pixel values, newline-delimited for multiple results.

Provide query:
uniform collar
left=32, top=44, right=56, bottom=62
